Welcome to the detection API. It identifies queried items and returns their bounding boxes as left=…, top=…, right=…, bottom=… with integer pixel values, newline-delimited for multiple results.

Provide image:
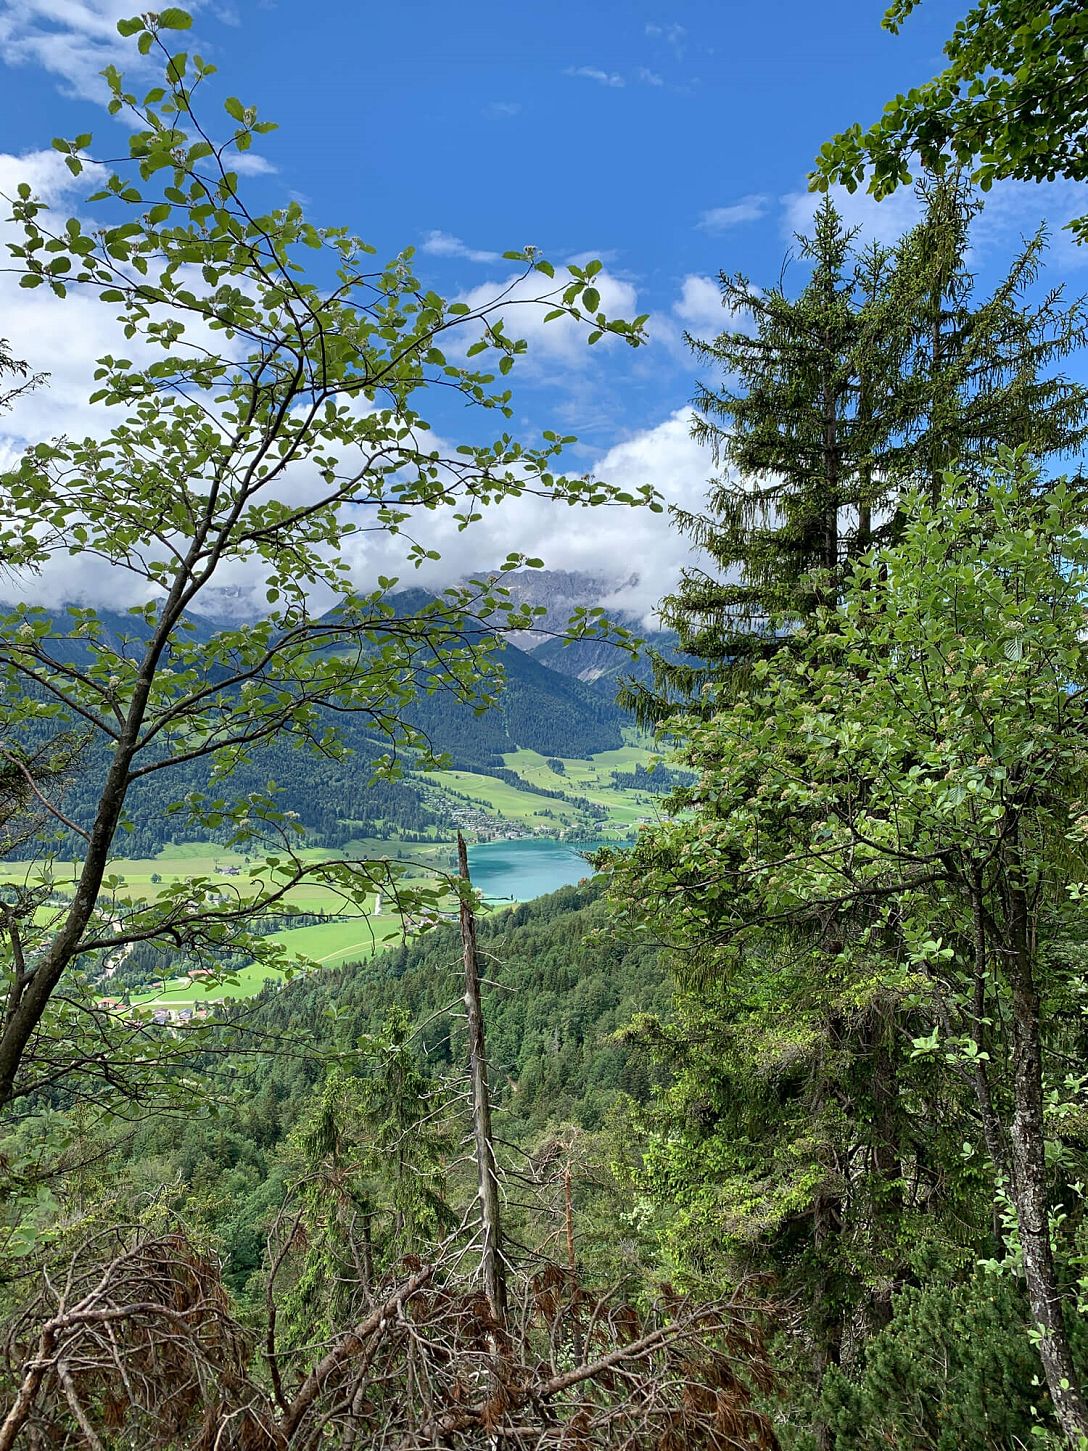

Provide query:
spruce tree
left=886, top=173, right=1088, bottom=506
left=629, top=178, right=1088, bottom=722
left=625, top=197, right=884, bottom=718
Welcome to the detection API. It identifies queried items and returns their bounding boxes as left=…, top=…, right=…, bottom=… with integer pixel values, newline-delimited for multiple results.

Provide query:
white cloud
left=698, top=195, right=769, bottom=231
left=673, top=275, right=724, bottom=332
left=420, top=230, right=501, bottom=265
left=565, top=66, right=625, bottom=88
left=0, top=170, right=704, bottom=623
left=0, top=2, right=275, bottom=177
left=331, top=409, right=712, bottom=628
left=0, top=150, right=125, bottom=448
left=230, top=151, right=278, bottom=177
left=483, top=100, right=521, bottom=119
left=1, top=330, right=711, bottom=623
left=564, top=63, right=667, bottom=90
left=650, top=274, right=757, bottom=360
left=0, top=0, right=189, bottom=100
left=452, top=268, right=640, bottom=369
left=645, top=21, right=686, bottom=57
left=0, top=147, right=94, bottom=206
left=780, top=183, right=921, bottom=247
left=955, top=178, right=1088, bottom=269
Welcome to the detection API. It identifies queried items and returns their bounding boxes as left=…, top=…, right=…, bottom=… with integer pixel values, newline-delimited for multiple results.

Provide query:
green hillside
left=7, top=601, right=629, bottom=856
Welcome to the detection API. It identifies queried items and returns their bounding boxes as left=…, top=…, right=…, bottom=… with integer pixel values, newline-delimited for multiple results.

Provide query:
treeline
left=610, top=762, right=693, bottom=794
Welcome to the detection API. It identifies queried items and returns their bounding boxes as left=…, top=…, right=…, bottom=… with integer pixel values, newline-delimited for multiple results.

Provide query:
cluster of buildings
left=96, top=967, right=220, bottom=1026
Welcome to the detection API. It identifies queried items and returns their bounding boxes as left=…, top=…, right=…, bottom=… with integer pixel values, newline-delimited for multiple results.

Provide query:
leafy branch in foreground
left=0, top=9, right=656, bottom=1116
left=813, top=0, right=1088, bottom=242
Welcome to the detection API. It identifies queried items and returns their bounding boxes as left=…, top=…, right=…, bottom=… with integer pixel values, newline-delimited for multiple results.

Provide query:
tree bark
left=1006, top=884, right=1088, bottom=1446
left=866, top=995, right=902, bottom=1332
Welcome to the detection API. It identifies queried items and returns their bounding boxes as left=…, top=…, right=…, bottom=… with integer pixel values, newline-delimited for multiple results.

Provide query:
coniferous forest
left=2, top=2, right=1088, bottom=1445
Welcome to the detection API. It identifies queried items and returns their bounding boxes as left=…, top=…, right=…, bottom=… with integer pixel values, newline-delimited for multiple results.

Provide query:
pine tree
left=626, top=198, right=883, bottom=718
left=629, top=178, right=1088, bottom=722
left=886, top=173, right=1088, bottom=506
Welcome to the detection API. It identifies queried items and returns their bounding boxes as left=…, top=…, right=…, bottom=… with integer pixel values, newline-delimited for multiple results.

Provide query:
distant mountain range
left=458, top=568, right=682, bottom=694
left=1, top=582, right=679, bottom=853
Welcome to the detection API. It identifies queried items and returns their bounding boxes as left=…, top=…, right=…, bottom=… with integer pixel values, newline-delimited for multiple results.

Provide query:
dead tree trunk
left=458, top=833, right=507, bottom=1329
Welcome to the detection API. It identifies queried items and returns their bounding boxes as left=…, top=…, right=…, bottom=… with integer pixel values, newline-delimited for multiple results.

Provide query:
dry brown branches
left=0, top=1226, right=779, bottom=1449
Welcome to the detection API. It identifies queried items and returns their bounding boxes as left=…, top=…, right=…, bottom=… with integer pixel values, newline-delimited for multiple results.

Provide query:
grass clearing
left=426, top=769, right=583, bottom=830
left=132, top=913, right=405, bottom=1007
left=501, top=742, right=665, bottom=830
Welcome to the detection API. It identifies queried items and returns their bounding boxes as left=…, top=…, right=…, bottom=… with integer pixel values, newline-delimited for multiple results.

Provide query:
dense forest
left=3, top=2, right=1088, bottom=1446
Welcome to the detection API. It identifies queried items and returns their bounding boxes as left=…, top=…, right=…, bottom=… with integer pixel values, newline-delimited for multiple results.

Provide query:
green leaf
left=583, top=286, right=600, bottom=314
left=224, top=96, right=246, bottom=122
left=157, top=8, right=193, bottom=29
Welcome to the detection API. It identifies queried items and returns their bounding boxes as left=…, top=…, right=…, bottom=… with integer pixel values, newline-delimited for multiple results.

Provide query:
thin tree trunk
left=969, top=881, right=1008, bottom=1255
left=1006, top=883, right=1088, bottom=1446
left=866, top=996, right=902, bottom=1331
left=563, top=1160, right=584, bottom=1362
left=360, top=1211, right=374, bottom=1296
left=457, top=833, right=507, bottom=1329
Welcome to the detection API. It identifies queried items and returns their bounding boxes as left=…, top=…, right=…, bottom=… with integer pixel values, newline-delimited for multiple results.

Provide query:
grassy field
left=501, top=740, right=666, bottom=829
left=0, top=840, right=453, bottom=908
left=425, top=769, right=585, bottom=830
left=0, top=841, right=439, bottom=1010
left=423, top=737, right=662, bottom=835
left=10, top=740, right=651, bottom=1009
left=131, top=913, right=406, bottom=1008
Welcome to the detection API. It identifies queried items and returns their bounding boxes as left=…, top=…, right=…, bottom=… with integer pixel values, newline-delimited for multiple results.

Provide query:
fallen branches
left=0, top=1227, right=779, bottom=1449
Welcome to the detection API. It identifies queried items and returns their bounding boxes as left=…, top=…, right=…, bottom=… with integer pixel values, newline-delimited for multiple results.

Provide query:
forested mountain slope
left=123, top=880, right=667, bottom=1291
left=4, top=600, right=627, bottom=852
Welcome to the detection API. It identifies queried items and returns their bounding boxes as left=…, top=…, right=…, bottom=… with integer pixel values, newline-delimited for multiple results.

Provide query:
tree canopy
left=814, top=0, right=1088, bottom=243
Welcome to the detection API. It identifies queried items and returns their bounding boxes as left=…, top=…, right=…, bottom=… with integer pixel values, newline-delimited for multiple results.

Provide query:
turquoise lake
left=466, top=838, right=601, bottom=903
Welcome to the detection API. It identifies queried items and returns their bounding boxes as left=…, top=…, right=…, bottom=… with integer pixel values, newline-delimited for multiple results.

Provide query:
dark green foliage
left=610, top=763, right=693, bottom=794
left=612, top=458, right=1088, bottom=1440
left=233, top=880, right=666, bottom=1132
left=106, top=882, right=667, bottom=1301
left=816, top=1276, right=1064, bottom=1450
left=631, top=181, right=1088, bottom=722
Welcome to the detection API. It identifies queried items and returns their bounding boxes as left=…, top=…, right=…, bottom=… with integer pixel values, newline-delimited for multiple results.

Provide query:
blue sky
left=1, top=0, right=1087, bottom=616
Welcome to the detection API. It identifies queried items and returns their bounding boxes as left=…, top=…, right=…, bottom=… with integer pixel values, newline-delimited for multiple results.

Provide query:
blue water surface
left=466, top=838, right=600, bottom=903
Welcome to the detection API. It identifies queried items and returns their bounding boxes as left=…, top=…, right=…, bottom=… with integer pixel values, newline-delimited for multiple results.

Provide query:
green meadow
left=501, top=740, right=664, bottom=829
left=7, top=743, right=651, bottom=1008
left=131, top=913, right=406, bottom=1008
